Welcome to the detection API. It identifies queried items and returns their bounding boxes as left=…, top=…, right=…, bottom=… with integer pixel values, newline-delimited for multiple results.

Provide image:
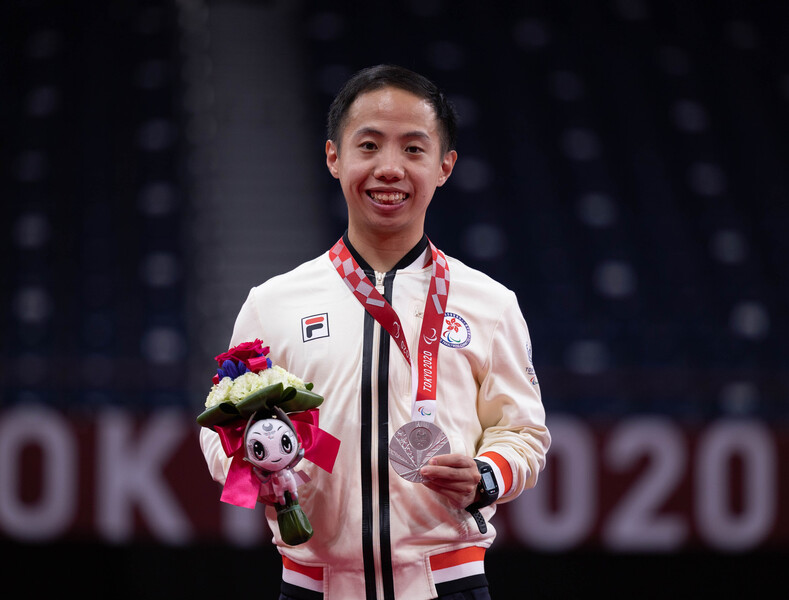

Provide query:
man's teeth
left=369, top=191, right=407, bottom=203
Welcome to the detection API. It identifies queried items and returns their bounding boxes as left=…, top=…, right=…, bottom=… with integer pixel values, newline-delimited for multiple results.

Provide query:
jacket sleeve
left=475, top=293, right=550, bottom=503
left=199, top=287, right=266, bottom=485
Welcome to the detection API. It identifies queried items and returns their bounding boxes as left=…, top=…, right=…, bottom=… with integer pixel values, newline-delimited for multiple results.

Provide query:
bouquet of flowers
left=197, top=340, right=340, bottom=546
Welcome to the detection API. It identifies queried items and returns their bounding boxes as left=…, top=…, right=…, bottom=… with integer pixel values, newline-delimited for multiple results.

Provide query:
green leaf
left=196, top=383, right=324, bottom=429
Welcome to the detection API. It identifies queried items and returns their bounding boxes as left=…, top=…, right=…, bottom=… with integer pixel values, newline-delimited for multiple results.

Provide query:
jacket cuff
left=477, top=451, right=514, bottom=501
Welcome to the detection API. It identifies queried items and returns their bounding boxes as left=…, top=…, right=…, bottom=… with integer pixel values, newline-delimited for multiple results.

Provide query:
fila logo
left=301, top=313, right=329, bottom=342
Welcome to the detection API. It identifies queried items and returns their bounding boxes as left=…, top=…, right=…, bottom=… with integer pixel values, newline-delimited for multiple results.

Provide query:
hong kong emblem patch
left=441, top=312, right=471, bottom=348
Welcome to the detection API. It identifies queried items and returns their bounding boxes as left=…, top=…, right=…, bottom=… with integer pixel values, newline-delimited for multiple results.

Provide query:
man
left=200, top=64, right=550, bottom=600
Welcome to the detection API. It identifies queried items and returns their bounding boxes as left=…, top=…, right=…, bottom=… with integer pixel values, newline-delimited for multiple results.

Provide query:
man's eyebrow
left=351, top=126, right=383, bottom=138
left=401, top=130, right=431, bottom=141
left=350, top=127, right=432, bottom=141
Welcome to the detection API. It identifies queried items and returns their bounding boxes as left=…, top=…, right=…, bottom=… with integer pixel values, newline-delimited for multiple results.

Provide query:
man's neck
left=347, top=229, right=427, bottom=272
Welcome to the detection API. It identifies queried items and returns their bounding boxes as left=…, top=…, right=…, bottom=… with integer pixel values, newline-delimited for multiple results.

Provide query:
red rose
left=214, top=339, right=270, bottom=368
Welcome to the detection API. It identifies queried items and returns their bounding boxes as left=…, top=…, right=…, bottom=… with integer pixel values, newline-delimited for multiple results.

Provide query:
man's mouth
left=367, top=191, right=408, bottom=204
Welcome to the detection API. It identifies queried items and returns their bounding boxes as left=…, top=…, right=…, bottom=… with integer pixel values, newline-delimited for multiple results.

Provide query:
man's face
left=326, top=87, right=457, bottom=246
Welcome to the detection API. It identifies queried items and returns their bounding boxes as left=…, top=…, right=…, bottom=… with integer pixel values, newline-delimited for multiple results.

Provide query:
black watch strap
left=465, top=459, right=500, bottom=534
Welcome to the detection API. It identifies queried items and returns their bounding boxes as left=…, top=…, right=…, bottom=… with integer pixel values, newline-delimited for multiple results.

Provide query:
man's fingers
left=420, top=453, right=480, bottom=483
left=427, top=453, right=476, bottom=468
left=420, top=464, right=470, bottom=481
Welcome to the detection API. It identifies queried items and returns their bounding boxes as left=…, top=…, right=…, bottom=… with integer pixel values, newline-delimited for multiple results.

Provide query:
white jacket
left=200, top=235, right=550, bottom=600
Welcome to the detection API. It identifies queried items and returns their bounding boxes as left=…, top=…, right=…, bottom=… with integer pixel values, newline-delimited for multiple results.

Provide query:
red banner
left=1, top=407, right=786, bottom=552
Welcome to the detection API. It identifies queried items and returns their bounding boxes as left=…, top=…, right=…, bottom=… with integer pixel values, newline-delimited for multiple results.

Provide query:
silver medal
left=389, top=421, right=450, bottom=483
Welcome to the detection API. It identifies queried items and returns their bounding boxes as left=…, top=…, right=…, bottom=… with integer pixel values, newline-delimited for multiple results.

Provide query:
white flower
left=204, top=365, right=309, bottom=409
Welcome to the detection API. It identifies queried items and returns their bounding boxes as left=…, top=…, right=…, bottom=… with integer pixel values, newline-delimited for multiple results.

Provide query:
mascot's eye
left=252, top=440, right=266, bottom=460
left=281, top=434, right=293, bottom=454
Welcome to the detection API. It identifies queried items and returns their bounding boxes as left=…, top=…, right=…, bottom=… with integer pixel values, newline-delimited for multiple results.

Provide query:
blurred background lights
left=729, top=301, right=770, bottom=340
left=688, top=162, right=727, bottom=197
left=138, top=181, right=178, bottom=216
left=141, top=327, right=186, bottom=365
left=449, top=95, right=477, bottom=128
left=709, top=229, right=748, bottom=265
left=138, top=118, right=177, bottom=152
left=593, top=260, right=637, bottom=299
left=561, top=127, right=601, bottom=161
left=719, top=380, right=761, bottom=415
left=141, top=252, right=181, bottom=288
left=577, top=192, right=618, bottom=228
left=26, top=85, right=60, bottom=117
left=463, top=223, right=507, bottom=261
left=656, top=45, right=691, bottom=76
left=513, top=18, right=551, bottom=49
left=14, top=287, right=53, bottom=324
left=13, top=213, right=51, bottom=249
left=452, top=156, right=492, bottom=193
left=565, top=339, right=610, bottom=375
left=672, top=99, right=709, bottom=133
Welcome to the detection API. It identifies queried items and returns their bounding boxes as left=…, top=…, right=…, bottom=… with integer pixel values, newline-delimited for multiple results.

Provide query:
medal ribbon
left=330, top=237, right=449, bottom=422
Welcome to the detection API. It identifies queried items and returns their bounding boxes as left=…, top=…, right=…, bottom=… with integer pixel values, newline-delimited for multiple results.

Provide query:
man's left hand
left=419, top=454, right=480, bottom=508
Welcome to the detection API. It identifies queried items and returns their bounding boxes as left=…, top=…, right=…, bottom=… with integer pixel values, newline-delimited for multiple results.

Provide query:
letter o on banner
left=695, top=419, right=777, bottom=551
left=510, top=416, right=597, bottom=550
left=0, top=406, right=77, bottom=540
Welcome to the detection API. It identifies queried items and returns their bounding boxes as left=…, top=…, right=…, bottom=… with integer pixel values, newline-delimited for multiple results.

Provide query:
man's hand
left=419, top=453, right=480, bottom=509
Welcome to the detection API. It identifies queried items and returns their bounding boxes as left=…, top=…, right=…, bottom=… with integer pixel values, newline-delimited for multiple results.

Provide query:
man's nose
left=374, top=148, right=404, bottom=180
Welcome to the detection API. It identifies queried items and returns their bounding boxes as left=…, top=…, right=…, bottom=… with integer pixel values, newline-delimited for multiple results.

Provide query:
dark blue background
left=1, top=1, right=786, bottom=597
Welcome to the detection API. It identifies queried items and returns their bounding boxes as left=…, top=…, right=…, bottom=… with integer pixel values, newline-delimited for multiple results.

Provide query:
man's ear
left=325, top=140, right=340, bottom=179
left=437, top=150, right=458, bottom=187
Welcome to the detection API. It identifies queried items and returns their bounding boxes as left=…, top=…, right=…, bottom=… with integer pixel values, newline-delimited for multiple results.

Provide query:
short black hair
left=326, top=64, right=458, bottom=153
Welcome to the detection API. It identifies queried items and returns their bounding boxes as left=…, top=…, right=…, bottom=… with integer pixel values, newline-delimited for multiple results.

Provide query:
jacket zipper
left=371, top=271, right=385, bottom=599
left=368, top=270, right=395, bottom=600
left=353, top=233, right=429, bottom=599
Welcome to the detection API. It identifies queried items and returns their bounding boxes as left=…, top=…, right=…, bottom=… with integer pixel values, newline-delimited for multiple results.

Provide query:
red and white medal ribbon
left=330, top=236, right=449, bottom=423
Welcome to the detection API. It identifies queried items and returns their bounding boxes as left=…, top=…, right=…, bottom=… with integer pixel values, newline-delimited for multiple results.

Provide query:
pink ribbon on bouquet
left=214, top=408, right=340, bottom=509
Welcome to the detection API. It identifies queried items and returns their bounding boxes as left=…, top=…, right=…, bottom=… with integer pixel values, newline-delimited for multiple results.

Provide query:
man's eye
left=360, top=141, right=377, bottom=150
left=405, top=146, right=423, bottom=154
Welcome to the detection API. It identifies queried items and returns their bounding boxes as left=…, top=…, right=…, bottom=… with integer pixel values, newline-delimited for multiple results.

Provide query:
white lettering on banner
left=511, top=417, right=597, bottom=550
left=222, top=501, right=269, bottom=546
left=96, top=409, right=193, bottom=544
left=0, top=408, right=781, bottom=548
left=695, top=420, right=777, bottom=551
left=0, top=406, right=77, bottom=541
left=603, top=418, right=687, bottom=551
left=421, top=350, right=434, bottom=392
left=509, top=416, right=779, bottom=552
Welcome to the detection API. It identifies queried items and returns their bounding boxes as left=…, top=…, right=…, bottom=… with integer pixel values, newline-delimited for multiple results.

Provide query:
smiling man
left=200, top=65, right=550, bottom=600
left=325, top=84, right=456, bottom=272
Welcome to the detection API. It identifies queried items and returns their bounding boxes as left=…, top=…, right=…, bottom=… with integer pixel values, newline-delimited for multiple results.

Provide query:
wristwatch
left=465, top=459, right=499, bottom=533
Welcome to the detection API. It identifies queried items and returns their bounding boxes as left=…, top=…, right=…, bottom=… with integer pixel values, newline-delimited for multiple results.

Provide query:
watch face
left=481, top=471, right=496, bottom=491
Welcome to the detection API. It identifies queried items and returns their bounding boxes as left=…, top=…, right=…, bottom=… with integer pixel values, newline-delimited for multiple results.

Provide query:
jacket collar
left=342, top=231, right=430, bottom=274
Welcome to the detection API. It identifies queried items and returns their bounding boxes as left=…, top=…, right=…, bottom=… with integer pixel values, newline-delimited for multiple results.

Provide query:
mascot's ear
left=243, top=410, right=258, bottom=443
left=273, top=405, right=297, bottom=436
